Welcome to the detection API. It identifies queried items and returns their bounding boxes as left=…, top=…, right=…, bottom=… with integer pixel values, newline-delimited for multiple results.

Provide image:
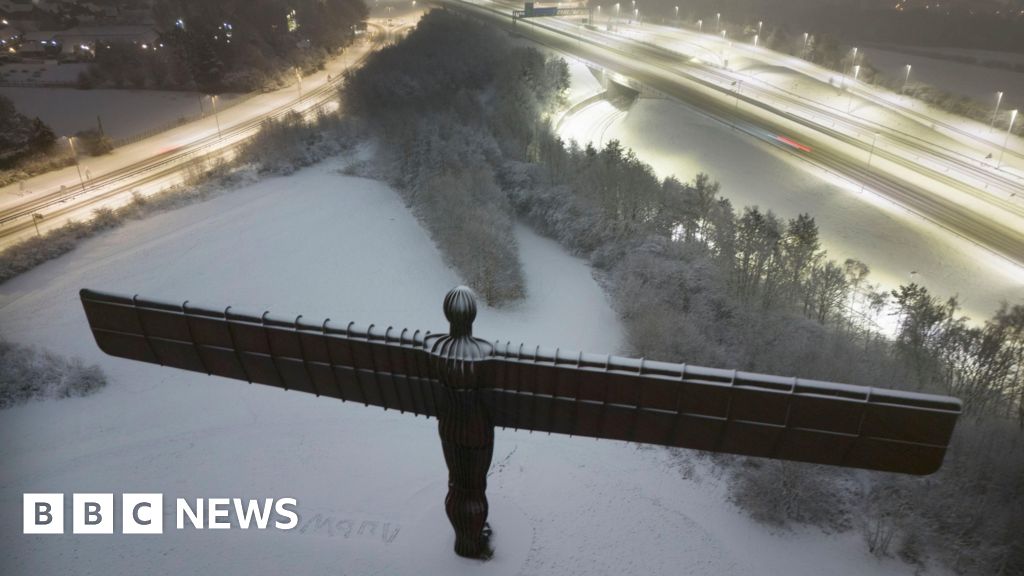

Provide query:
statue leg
left=438, top=394, right=495, bottom=558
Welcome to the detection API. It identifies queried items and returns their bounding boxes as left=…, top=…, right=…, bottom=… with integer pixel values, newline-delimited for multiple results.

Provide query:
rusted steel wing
left=483, top=345, right=960, bottom=475
left=80, top=288, right=442, bottom=417
left=80, top=288, right=961, bottom=475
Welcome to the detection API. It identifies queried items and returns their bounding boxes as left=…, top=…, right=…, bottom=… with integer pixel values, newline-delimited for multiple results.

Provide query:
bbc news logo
left=23, top=494, right=298, bottom=534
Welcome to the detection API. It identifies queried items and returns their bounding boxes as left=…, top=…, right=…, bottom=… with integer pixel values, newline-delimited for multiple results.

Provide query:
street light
left=697, top=18, right=702, bottom=32
left=210, top=95, right=222, bottom=139
left=902, top=64, right=911, bottom=95
left=716, top=12, right=720, bottom=31
left=753, top=33, right=758, bottom=47
left=31, top=213, right=43, bottom=237
left=842, top=46, right=858, bottom=88
left=674, top=5, right=679, bottom=19
left=295, top=67, right=302, bottom=98
left=847, top=65, right=860, bottom=113
left=758, top=20, right=763, bottom=35
left=67, top=136, right=86, bottom=193
left=991, top=91, right=1004, bottom=128
left=998, top=109, right=1017, bottom=168
left=802, top=32, right=809, bottom=54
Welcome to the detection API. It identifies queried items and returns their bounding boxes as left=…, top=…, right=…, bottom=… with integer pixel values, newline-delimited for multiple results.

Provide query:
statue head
left=443, top=285, right=477, bottom=338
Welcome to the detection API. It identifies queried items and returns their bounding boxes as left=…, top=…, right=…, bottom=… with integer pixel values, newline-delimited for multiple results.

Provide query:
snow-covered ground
left=0, top=86, right=244, bottom=140
left=558, top=59, right=1024, bottom=324
left=0, top=61, right=89, bottom=84
left=0, top=160, right=940, bottom=575
left=564, top=57, right=604, bottom=104
left=863, top=47, right=1024, bottom=110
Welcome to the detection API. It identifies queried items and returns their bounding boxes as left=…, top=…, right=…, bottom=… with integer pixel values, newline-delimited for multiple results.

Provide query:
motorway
left=0, top=12, right=418, bottom=248
left=448, top=0, right=1024, bottom=267
left=3, top=2, right=1021, bottom=268
left=609, top=23, right=1024, bottom=202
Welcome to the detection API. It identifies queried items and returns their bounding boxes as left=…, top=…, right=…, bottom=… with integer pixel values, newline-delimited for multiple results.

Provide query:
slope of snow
left=564, top=58, right=605, bottom=104
left=0, top=161, right=939, bottom=575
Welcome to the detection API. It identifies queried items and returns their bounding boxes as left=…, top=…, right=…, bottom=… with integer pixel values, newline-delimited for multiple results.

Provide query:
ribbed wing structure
left=80, top=288, right=961, bottom=475
left=483, top=345, right=961, bottom=475
left=80, top=288, right=442, bottom=417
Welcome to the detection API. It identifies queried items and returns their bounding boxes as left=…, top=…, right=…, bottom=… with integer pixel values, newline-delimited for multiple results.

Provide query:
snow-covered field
left=0, top=160, right=938, bottom=575
left=0, top=61, right=89, bottom=84
left=863, top=47, right=1024, bottom=109
left=558, top=61, right=1023, bottom=324
left=0, top=86, right=243, bottom=140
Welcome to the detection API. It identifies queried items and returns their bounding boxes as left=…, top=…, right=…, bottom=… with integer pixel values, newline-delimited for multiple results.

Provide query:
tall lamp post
left=210, top=95, right=222, bottom=139
left=716, top=11, right=720, bottom=32
left=31, top=213, right=43, bottom=237
left=998, top=109, right=1017, bottom=168
left=991, top=91, right=1004, bottom=129
left=68, top=136, right=86, bottom=193
left=847, top=65, right=860, bottom=113
left=697, top=18, right=702, bottom=32
left=868, top=132, right=879, bottom=168
left=902, top=64, right=911, bottom=95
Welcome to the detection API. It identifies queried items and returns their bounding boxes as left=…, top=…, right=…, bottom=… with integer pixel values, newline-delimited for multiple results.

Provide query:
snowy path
left=0, top=162, right=934, bottom=575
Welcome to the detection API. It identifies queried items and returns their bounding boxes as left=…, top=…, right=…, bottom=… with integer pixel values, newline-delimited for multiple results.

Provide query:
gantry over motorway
left=448, top=0, right=1024, bottom=267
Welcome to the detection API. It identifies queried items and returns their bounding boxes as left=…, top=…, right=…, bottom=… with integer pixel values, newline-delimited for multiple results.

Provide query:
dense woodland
left=342, top=10, right=569, bottom=303
left=341, top=11, right=1024, bottom=574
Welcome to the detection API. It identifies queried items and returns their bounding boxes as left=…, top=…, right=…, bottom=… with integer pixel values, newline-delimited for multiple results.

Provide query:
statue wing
left=81, top=289, right=961, bottom=475
left=482, top=343, right=961, bottom=475
left=80, top=288, right=442, bottom=417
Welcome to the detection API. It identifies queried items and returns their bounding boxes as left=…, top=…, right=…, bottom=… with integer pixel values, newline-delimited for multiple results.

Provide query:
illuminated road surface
left=449, top=0, right=1024, bottom=283
left=0, top=9, right=419, bottom=248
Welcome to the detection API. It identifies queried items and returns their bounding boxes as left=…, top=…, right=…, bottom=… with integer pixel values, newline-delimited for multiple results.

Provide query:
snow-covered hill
left=0, top=161, right=937, bottom=575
